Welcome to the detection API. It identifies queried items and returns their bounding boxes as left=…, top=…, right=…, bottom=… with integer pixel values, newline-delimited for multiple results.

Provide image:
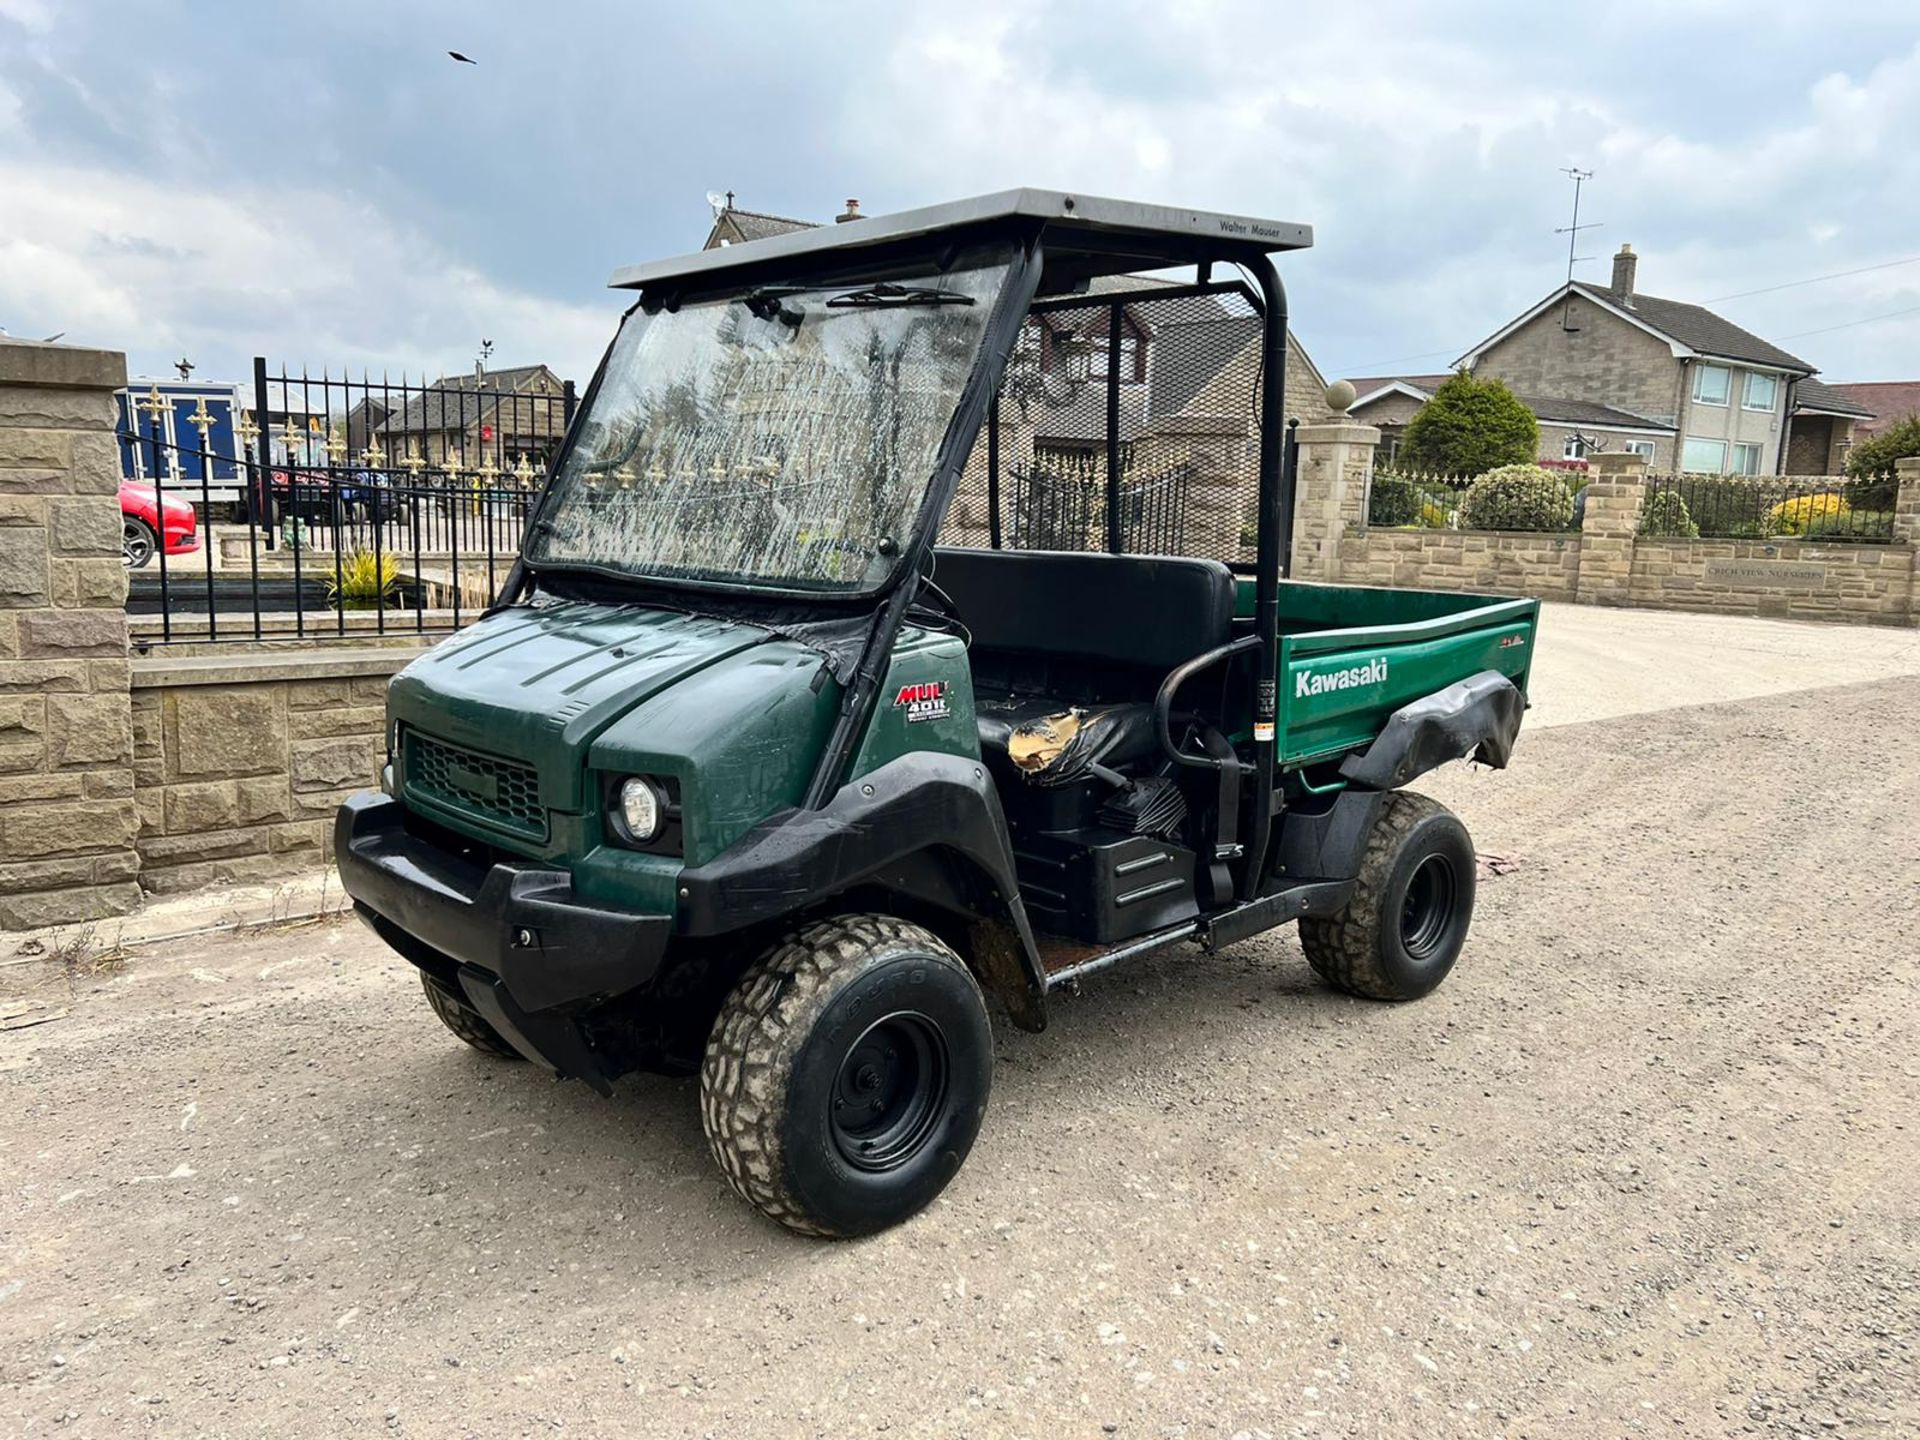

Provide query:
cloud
left=0, top=158, right=617, bottom=383
left=3, top=0, right=1918, bottom=385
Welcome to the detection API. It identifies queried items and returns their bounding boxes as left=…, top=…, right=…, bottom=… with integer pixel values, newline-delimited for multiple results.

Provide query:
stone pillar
left=1290, top=420, right=1379, bottom=582
left=1896, top=458, right=1920, bottom=628
left=1576, top=451, right=1648, bottom=606
left=1893, top=457, right=1920, bottom=545
left=0, top=339, right=139, bottom=928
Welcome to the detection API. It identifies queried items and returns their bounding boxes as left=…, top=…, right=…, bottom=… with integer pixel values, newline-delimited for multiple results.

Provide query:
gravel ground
left=3, top=672, right=1917, bottom=1438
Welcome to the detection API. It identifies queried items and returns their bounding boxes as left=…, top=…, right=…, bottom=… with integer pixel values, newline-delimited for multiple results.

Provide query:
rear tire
left=1298, top=790, right=1475, bottom=1001
left=701, top=915, right=992, bottom=1238
left=420, top=973, right=523, bottom=1058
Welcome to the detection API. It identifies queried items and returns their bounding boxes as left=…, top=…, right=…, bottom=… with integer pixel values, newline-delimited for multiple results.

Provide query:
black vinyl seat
left=929, top=547, right=1237, bottom=779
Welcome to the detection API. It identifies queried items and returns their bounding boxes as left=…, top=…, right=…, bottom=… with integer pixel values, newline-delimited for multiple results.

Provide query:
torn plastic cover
left=1007, top=704, right=1160, bottom=788
left=1338, top=670, right=1525, bottom=790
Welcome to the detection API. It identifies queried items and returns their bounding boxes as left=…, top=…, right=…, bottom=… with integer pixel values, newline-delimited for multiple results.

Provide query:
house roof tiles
left=1569, top=282, right=1814, bottom=373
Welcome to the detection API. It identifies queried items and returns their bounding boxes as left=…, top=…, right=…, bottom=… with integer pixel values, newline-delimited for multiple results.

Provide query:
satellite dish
left=705, top=190, right=729, bottom=218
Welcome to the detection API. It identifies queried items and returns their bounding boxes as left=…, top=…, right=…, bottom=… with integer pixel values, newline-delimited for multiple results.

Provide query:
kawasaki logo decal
left=1294, top=656, right=1388, bottom=699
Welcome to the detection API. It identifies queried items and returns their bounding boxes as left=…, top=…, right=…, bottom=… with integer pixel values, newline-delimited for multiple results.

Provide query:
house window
left=1088, top=334, right=1143, bottom=384
left=1692, top=364, right=1731, bottom=406
left=1682, top=436, right=1729, bottom=472
left=1562, top=434, right=1590, bottom=460
left=1742, top=372, right=1778, bottom=412
left=1731, top=442, right=1763, bottom=475
left=1623, top=440, right=1656, bottom=458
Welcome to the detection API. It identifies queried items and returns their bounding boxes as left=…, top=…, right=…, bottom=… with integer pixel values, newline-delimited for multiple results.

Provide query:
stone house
left=1449, top=245, right=1843, bottom=476
left=345, top=364, right=571, bottom=470
left=1784, top=381, right=1876, bottom=475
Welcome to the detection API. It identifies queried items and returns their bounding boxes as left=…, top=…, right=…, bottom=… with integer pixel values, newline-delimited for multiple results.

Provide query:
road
left=3, top=609, right=1917, bottom=1438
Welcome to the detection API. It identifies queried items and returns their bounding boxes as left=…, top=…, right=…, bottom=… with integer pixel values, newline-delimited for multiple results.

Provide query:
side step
left=1035, top=878, right=1357, bottom=992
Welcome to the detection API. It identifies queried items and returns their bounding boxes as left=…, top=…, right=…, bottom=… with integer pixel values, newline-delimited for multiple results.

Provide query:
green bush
left=1843, top=414, right=1919, bottom=510
left=1368, top=473, right=1425, bottom=526
left=1638, top=489, right=1699, bottom=539
left=1399, top=371, right=1540, bottom=475
left=1847, top=473, right=1900, bottom=513
left=1458, top=464, right=1575, bottom=532
left=1803, top=509, right=1890, bottom=541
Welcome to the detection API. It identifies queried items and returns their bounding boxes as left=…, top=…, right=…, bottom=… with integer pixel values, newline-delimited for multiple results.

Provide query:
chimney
left=835, top=198, right=863, bottom=224
left=1611, top=243, right=1637, bottom=302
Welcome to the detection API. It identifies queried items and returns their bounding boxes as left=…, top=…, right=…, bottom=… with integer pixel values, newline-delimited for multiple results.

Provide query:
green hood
left=387, top=602, right=770, bottom=813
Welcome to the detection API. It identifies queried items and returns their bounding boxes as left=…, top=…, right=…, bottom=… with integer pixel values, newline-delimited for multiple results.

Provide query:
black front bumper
left=335, top=793, right=672, bottom=1082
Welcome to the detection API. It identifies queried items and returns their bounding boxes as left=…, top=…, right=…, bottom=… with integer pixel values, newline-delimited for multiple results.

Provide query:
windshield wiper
left=825, top=283, right=974, bottom=309
left=741, top=287, right=806, bottom=328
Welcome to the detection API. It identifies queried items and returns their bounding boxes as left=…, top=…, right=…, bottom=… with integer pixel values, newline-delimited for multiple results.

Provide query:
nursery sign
left=1702, top=559, right=1827, bottom=588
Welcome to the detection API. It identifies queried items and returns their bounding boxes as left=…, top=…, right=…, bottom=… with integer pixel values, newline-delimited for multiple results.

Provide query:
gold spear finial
left=361, top=435, right=385, bottom=468
left=136, top=385, right=169, bottom=418
left=238, top=409, right=259, bottom=446
left=325, top=425, right=348, bottom=463
left=398, top=443, right=427, bottom=478
left=476, top=452, right=499, bottom=484
left=513, top=455, right=537, bottom=488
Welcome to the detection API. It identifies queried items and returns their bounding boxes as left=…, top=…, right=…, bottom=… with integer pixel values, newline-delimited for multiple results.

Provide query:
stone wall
left=129, top=649, right=419, bottom=894
left=0, top=339, right=141, bottom=928
left=1292, top=429, right=1920, bottom=628
left=1627, top=537, right=1913, bottom=622
left=1333, top=529, right=1580, bottom=600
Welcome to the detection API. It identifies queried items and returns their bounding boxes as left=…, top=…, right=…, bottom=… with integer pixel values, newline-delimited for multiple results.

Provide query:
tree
left=1843, top=414, right=1920, bottom=512
left=1397, top=371, right=1540, bottom=475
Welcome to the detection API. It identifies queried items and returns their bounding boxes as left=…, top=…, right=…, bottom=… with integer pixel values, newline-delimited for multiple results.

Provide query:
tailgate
left=1275, top=596, right=1538, bottom=768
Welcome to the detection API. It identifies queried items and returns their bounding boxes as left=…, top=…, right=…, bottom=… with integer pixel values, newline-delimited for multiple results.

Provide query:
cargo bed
left=1235, top=580, right=1540, bottom=770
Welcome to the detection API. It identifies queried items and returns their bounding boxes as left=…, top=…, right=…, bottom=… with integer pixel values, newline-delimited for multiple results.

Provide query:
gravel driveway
left=3, top=647, right=1916, bottom=1436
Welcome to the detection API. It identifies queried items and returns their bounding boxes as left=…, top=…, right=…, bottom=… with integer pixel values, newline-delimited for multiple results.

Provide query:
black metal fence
left=1642, top=471, right=1897, bottom=542
left=121, top=361, right=574, bottom=645
left=1006, top=451, right=1193, bottom=553
left=1368, top=466, right=1584, bottom=533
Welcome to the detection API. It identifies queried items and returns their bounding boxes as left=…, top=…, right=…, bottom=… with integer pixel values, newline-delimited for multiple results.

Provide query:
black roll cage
left=495, top=202, right=1301, bottom=903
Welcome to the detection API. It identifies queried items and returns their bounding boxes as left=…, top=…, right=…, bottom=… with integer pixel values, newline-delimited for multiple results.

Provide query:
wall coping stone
left=1294, top=421, right=1382, bottom=445
left=130, top=649, right=421, bottom=690
left=0, top=338, right=128, bottom=391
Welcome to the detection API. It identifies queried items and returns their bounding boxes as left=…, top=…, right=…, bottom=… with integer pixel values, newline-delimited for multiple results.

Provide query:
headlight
left=617, top=776, right=663, bottom=841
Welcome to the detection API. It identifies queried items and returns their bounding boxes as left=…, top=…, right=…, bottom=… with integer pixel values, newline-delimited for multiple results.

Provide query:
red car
left=120, top=480, right=199, bottom=569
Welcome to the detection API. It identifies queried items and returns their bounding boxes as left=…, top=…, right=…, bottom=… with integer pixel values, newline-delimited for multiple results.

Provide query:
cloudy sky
left=3, top=0, right=1917, bottom=390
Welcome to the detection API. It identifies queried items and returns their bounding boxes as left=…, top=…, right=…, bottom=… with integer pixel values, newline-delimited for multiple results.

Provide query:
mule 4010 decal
left=894, top=680, right=951, bottom=723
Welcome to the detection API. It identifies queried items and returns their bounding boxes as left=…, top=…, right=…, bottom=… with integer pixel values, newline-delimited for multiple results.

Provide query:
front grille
left=403, top=730, right=546, bottom=841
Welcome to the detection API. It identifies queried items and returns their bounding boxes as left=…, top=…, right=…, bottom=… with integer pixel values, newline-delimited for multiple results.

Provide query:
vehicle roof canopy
left=608, top=188, right=1313, bottom=297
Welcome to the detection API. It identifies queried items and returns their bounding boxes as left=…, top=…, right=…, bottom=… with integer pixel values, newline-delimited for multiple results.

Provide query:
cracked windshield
left=526, top=253, right=1014, bottom=591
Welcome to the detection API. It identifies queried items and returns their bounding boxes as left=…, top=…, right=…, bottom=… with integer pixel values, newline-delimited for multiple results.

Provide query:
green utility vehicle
left=338, top=191, right=1537, bottom=1237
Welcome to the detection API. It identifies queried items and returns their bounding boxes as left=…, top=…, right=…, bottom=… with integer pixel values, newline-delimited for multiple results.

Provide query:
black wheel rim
left=123, top=520, right=152, bottom=568
left=1400, top=853, right=1459, bottom=961
left=829, top=1011, right=950, bottom=1173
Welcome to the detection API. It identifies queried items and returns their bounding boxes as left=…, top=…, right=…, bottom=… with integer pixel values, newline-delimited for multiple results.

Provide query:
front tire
left=123, top=517, right=157, bottom=569
left=420, top=973, right=523, bottom=1059
left=701, top=915, right=992, bottom=1238
left=1299, top=790, right=1476, bottom=1001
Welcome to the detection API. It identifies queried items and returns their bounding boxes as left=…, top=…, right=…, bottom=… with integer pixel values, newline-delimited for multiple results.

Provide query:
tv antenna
left=1554, top=167, right=1600, bottom=333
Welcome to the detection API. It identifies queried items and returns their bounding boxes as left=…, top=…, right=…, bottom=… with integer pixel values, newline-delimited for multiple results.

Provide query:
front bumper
left=335, top=791, right=673, bottom=1026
